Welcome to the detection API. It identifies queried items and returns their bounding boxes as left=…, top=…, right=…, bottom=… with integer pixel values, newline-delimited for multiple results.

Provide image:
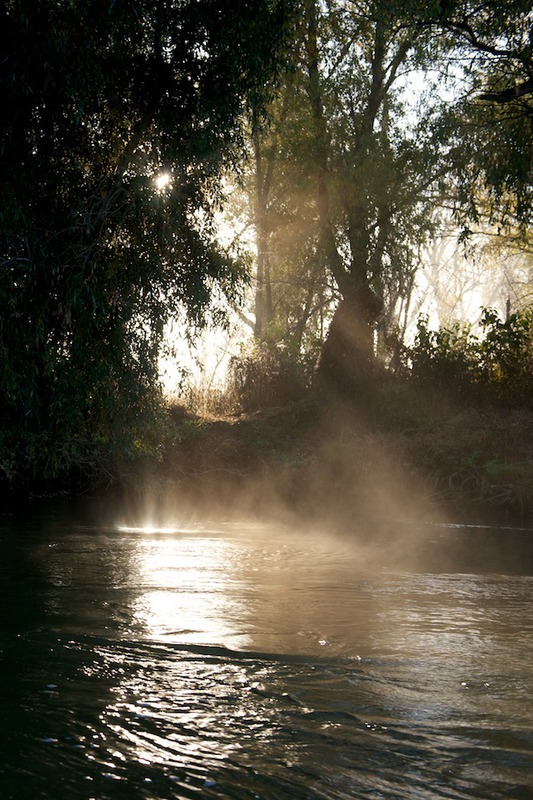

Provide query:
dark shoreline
left=2, top=399, right=532, bottom=533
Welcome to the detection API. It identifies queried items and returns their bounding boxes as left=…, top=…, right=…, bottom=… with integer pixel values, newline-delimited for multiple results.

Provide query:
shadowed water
left=1, top=506, right=532, bottom=799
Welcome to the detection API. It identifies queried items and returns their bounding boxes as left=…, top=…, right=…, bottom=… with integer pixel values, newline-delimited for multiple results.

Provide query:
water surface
left=1, top=507, right=532, bottom=799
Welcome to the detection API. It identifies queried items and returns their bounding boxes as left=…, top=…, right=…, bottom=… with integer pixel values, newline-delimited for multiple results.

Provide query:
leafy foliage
left=408, top=307, right=533, bottom=405
left=226, top=339, right=317, bottom=411
left=0, top=0, right=292, bottom=482
left=405, top=0, right=533, bottom=233
left=239, top=0, right=453, bottom=379
left=238, top=0, right=531, bottom=397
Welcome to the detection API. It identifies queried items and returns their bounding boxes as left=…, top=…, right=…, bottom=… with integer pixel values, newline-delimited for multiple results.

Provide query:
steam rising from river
left=114, top=399, right=452, bottom=577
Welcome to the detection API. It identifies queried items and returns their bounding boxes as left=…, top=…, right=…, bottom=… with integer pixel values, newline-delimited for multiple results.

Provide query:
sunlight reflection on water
left=130, top=534, right=253, bottom=649
left=2, top=514, right=533, bottom=799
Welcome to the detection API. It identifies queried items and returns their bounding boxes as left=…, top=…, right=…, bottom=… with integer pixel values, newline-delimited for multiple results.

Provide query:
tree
left=235, top=0, right=531, bottom=404
left=267, top=0, right=450, bottom=397
left=0, top=0, right=293, bottom=481
left=407, top=0, right=532, bottom=232
left=249, top=73, right=332, bottom=349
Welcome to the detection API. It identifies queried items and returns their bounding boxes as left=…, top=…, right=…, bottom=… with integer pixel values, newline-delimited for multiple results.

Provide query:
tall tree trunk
left=304, top=0, right=348, bottom=295
left=253, top=124, right=274, bottom=339
left=317, top=285, right=382, bottom=395
left=304, top=0, right=381, bottom=399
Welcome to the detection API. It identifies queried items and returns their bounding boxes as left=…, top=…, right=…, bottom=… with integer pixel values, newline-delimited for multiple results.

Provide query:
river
left=1, top=502, right=532, bottom=799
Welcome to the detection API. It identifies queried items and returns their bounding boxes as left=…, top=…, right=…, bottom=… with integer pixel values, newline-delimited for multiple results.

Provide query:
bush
left=407, top=308, right=533, bottom=407
left=226, top=339, right=317, bottom=412
left=409, top=314, right=478, bottom=396
left=478, top=308, right=533, bottom=402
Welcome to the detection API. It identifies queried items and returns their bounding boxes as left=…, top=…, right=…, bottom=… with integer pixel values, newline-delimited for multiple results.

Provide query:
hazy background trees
left=222, top=0, right=531, bottom=405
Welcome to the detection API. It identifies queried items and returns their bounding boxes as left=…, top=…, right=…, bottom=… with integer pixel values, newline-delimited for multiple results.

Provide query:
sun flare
left=154, top=172, right=172, bottom=191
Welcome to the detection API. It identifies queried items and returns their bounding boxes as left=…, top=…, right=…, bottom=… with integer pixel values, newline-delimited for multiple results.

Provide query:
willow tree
left=0, top=0, right=293, bottom=480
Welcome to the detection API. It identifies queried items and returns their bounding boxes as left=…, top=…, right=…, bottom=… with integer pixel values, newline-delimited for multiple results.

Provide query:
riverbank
left=3, top=389, right=532, bottom=532
left=152, top=394, right=533, bottom=531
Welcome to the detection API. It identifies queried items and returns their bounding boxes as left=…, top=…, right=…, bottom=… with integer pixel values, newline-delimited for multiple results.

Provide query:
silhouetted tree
left=0, top=0, right=293, bottom=480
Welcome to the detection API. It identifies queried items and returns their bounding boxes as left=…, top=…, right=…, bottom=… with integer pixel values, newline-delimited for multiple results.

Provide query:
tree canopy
left=420, top=0, right=533, bottom=233
left=229, top=0, right=531, bottom=400
left=0, top=0, right=293, bottom=480
left=0, top=0, right=530, bottom=482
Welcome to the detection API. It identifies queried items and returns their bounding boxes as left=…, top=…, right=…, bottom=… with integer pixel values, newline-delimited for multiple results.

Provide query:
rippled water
left=1, top=505, right=533, bottom=799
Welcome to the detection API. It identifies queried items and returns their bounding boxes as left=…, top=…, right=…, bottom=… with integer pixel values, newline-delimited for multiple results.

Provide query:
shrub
left=408, top=314, right=479, bottom=398
left=226, top=339, right=317, bottom=412
left=477, top=308, right=533, bottom=403
left=407, top=308, right=533, bottom=407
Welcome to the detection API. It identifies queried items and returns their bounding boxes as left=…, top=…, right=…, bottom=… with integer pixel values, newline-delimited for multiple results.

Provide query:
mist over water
left=1, top=503, right=533, bottom=799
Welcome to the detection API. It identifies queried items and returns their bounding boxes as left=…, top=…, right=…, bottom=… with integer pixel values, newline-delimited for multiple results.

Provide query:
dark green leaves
left=0, top=0, right=293, bottom=482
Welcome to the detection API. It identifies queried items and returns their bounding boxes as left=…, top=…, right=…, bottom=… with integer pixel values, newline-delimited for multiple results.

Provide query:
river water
left=1, top=503, right=532, bottom=800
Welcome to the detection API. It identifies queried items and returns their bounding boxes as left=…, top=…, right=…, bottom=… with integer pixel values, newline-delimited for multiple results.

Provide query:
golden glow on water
left=7, top=517, right=533, bottom=798
left=129, top=532, right=252, bottom=650
left=117, top=525, right=185, bottom=535
left=93, top=528, right=274, bottom=779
